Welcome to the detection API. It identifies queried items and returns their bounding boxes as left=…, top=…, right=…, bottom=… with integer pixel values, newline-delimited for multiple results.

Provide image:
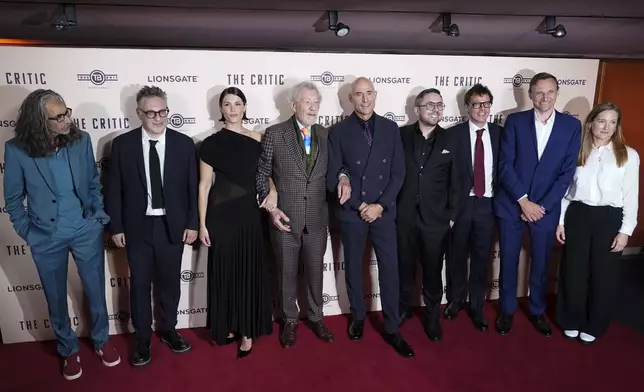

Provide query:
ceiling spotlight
left=441, top=13, right=459, bottom=37
left=52, top=4, right=77, bottom=31
left=544, top=16, right=566, bottom=38
left=328, top=11, right=350, bottom=37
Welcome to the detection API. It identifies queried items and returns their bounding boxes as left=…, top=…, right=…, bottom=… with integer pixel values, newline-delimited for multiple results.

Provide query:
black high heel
left=225, top=335, right=237, bottom=345
left=237, top=339, right=252, bottom=359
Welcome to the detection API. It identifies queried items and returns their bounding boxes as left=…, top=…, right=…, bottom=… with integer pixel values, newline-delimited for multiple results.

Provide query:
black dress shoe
left=443, top=301, right=464, bottom=320
left=424, top=320, right=443, bottom=341
left=495, top=314, right=513, bottom=335
left=399, top=309, right=414, bottom=326
left=529, top=315, right=552, bottom=337
left=469, top=311, right=488, bottom=332
left=160, top=330, right=191, bottom=353
left=131, top=340, right=151, bottom=367
left=280, top=321, right=297, bottom=348
left=384, top=332, right=415, bottom=358
left=347, top=319, right=364, bottom=341
left=310, top=321, right=334, bottom=343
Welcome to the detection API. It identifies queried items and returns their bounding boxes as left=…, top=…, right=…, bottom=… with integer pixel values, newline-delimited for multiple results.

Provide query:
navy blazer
left=105, top=127, right=198, bottom=244
left=494, top=109, right=581, bottom=226
left=3, top=131, right=109, bottom=246
left=327, top=112, right=405, bottom=222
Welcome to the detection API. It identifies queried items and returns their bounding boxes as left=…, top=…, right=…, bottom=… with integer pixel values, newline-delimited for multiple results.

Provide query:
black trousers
left=127, top=216, right=184, bottom=341
left=556, top=201, right=623, bottom=338
left=447, top=197, right=495, bottom=312
left=398, top=218, right=450, bottom=323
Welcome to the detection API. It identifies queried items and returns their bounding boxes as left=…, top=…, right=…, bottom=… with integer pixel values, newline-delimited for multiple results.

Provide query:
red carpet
left=1, top=302, right=643, bottom=392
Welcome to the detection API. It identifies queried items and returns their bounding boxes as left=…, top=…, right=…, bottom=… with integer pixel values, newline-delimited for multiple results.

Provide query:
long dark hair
left=14, top=89, right=82, bottom=157
left=218, top=87, right=249, bottom=122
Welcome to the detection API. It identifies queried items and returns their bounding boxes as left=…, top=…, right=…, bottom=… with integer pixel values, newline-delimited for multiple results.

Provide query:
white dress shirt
left=560, top=143, right=640, bottom=236
left=534, top=109, right=555, bottom=160
left=517, top=110, right=557, bottom=202
left=468, top=121, right=494, bottom=198
left=142, top=128, right=166, bottom=216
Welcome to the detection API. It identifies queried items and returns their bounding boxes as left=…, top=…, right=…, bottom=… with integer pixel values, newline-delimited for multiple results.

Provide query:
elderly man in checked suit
left=256, top=81, right=337, bottom=348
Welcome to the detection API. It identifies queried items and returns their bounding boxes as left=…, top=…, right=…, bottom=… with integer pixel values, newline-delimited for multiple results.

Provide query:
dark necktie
left=473, top=129, right=485, bottom=198
left=149, top=140, right=164, bottom=208
left=363, top=121, right=372, bottom=147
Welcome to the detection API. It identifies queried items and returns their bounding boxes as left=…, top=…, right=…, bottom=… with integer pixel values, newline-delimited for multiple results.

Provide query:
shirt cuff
left=517, top=194, right=527, bottom=202
left=619, top=224, right=635, bottom=237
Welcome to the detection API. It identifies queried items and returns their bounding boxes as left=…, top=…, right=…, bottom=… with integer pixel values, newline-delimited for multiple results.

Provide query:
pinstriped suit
left=256, top=116, right=329, bottom=322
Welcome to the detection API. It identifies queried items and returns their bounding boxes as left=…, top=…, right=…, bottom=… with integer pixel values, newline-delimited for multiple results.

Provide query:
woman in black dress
left=198, top=87, right=273, bottom=358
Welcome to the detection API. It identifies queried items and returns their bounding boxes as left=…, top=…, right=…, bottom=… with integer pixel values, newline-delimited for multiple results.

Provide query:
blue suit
left=494, top=110, right=581, bottom=316
left=3, top=131, right=110, bottom=357
left=327, top=112, right=405, bottom=333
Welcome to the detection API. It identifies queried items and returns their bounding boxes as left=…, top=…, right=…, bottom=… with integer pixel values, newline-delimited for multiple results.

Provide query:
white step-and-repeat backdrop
left=0, top=46, right=598, bottom=344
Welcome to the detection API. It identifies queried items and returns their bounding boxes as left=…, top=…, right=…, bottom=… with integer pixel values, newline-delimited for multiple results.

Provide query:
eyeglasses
left=470, top=101, right=492, bottom=109
left=138, top=107, right=170, bottom=119
left=417, top=102, right=445, bottom=111
left=48, top=108, right=72, bottom=123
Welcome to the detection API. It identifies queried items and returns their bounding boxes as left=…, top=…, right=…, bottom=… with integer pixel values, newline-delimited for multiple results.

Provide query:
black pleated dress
left=200, top=129, right=273, bottom=345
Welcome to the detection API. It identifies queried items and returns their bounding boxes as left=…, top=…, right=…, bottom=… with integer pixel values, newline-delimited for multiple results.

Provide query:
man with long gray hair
left=256, top=81, right=342, bottom=348
left=3, top=89, right=121, bottom=380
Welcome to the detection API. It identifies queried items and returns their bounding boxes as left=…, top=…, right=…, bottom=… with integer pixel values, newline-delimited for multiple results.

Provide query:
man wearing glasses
left=396, top=88, right=461, bottom=341
left=3, top=89, right=120, bottom=380
left=105, top=86, right=198, bottom=366
left=444, top=84, right=501, bottom=332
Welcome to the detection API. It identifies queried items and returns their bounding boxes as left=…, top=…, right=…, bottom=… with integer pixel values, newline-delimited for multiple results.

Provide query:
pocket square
left=441, top=149, right=450, bottom=154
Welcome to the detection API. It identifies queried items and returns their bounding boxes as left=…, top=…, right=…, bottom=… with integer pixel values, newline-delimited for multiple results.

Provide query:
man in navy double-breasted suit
left=327, top=77, right=414, bottom=358
left=494, top=73, right=581, bottom=337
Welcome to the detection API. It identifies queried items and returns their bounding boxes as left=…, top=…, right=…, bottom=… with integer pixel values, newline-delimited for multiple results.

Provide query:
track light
left=441, top=13, right=459, bottom=37
left=544, top=16, right=566, bottom=38
left=328, top=11, right=350, bottom=37
left=52, top=4, right=77, bottom=31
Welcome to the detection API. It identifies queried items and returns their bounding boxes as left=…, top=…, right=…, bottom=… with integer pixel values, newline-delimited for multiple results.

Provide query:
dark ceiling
left=0, top=0, right=643, bottom=58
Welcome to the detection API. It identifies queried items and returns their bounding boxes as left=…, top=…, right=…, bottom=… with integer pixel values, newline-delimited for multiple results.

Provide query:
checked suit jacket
left=256, top=115, right=329, bottom=234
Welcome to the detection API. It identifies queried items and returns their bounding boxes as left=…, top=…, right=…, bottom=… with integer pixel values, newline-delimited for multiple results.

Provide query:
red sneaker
left=63, top=353, right=82, bottom=380
left=96, top=341, right=121, bottom=367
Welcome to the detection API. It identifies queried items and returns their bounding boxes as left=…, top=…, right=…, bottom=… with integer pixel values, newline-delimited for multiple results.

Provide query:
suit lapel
left=401, top=126, right=418, bottom=170
left=163, top=130, right=174, bottom=187
left=460, top=126, right=473, bottom=179
left=310, top=124, right=322, bottom=175
left=135, top=128, right=147, bottom=191
left=67, top=140, right=82, bottom=192
left=490, top=124, right=500, bottom=189
left=490, top=124, right=500, bottom=168
left=33, top=156, right=56, bottom=194
left=529, top=111, right=539, bottom=160
left=282, top=119, right=306, bottom=175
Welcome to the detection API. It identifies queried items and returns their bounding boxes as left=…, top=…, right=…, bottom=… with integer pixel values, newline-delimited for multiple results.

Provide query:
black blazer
left=450, top=121, right=501, bottom=214
left=105, top=127, right=198, bottom=244
left=396, top=122, right=461, bottom=227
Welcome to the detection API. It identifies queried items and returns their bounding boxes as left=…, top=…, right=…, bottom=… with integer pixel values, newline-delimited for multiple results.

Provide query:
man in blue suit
left=3, top=90, right=121, bottom=380
left=327, top=77, right=414, bottom=358
left=494, top=73, right=581, bottom=337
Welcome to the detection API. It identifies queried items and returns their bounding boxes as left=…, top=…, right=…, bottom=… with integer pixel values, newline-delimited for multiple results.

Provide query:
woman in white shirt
left=555, top=102, right=639, bottom=344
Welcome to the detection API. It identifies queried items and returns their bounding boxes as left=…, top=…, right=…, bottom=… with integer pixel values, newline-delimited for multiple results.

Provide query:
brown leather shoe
left=310, top=321, right=334, bottom=343
left=280, top=321, right=297, bottom=348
